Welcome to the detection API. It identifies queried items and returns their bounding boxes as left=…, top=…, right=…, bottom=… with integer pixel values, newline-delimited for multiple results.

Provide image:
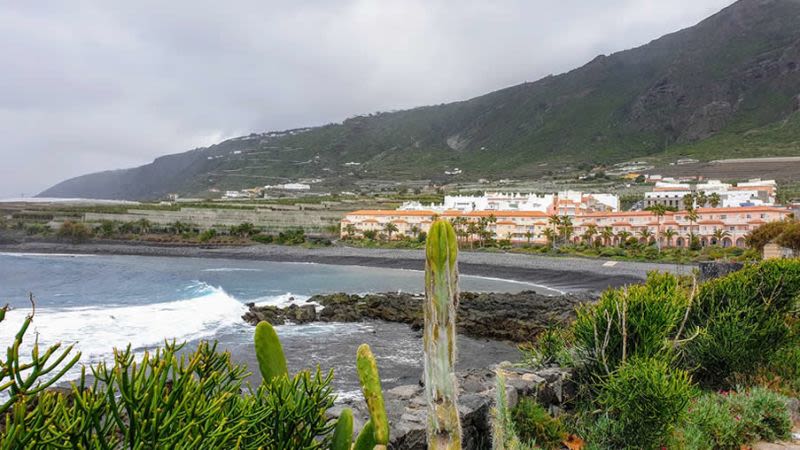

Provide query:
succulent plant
left=254, top=321, right=288, bottom=382
left=356, top=343, right=389, bottom=449
left=424, top=219, right=463, bottom=449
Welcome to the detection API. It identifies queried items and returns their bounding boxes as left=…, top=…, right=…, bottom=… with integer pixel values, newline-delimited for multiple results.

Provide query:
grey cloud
left=0, top=0, right=735, bottom=196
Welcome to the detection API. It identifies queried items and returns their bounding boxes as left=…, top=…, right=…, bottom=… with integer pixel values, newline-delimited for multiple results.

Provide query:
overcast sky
left=0, top=0, right=736, bottom=197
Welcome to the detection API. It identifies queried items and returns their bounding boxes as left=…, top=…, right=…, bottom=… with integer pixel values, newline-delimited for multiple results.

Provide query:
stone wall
left=333, top=365, right=574, bottom=450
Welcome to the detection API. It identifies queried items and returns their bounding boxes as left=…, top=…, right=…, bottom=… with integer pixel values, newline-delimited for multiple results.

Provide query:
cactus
left=424, top=220, right=463, bottom=449
left=356, top=344, right=389, bottom=449
left=331, top=408, right=354, bottom=450
left=254, top=321, right=288, bottom=382
left=353, top=420, right=376, bottom=450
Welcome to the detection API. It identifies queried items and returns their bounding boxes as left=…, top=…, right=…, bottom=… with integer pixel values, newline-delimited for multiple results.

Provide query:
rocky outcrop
left=241, top=302, right=316, bottom=325
left=331, top=365, right=574, bottom=450
left=698, top=261, right=744, bottom=281
left=242, top=291, right=595, bottom=342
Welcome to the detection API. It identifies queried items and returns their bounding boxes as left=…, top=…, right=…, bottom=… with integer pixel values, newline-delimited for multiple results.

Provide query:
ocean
left=0, top=252, right=554, bottom=396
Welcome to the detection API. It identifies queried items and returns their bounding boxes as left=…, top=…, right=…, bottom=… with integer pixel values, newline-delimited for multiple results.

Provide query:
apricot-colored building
left=340, top=206, right=792, bottom=248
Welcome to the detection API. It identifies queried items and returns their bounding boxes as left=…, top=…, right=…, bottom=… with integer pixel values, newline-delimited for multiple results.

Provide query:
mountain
left=41, top=0, right=800, bottom=200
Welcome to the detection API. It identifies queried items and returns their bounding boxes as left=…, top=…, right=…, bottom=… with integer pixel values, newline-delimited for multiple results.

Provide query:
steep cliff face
left=41, top=0, right=800, bottom=200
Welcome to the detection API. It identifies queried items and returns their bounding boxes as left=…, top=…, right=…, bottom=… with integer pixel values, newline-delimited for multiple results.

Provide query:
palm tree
left=662, top=229, right=677, bottom=247
left=682, top=193, right=695, bottom=211
left=559, top=215, right=574, bottom=245
left=137, top=218, right=152, bottom=234
left=709, top=192, right=722, bottom=208
left=383, top=222, right=399, bottom=240
left=647, top=204, right=668, bottom=250
left=410, top=225, right=420, bottom=239
left=541, top=229, right=557, bottom=249
left=548, top=214, right=561, bottom=235
left=638, top=228, right=653, bottom=244
left=686, top=209, right=699, bottom=237
left=467, top=221, right=479, bottom=249
left=582, top=224, right=598, bottom=246
left=695, top=191, right=708, bottom=208
left=524, top=229, right=533, bottom=245
left=617, top=230, right=632, bottom=247
left=171, top=221, right=190, bottom=235
left=712, top=229, right=730, bottom=247
left=600, top=226, right=614, bottom=246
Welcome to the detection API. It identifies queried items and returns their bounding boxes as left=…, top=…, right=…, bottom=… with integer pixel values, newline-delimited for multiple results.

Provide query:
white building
left=645, top=179, right=777, bottom=209
left=399, top=191, right=619, bottom=215
left=265, top=183, right=311, bottom=191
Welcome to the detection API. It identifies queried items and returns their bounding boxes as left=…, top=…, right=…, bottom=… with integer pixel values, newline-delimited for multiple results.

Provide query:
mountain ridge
left=41, top=0, right=800, bottom=200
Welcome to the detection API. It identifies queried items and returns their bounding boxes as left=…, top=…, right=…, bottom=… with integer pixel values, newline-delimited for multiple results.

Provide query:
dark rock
left=248, top=290, right=596, bottom=342
left=699, top=261, right=744, bottom=281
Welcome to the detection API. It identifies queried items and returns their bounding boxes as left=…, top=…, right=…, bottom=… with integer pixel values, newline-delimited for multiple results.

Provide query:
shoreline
left=0, top=240, right=695, bottom=293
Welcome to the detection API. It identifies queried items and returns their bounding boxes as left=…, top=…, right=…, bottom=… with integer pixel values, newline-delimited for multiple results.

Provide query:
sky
left=0, top=0, right=737, bottom=197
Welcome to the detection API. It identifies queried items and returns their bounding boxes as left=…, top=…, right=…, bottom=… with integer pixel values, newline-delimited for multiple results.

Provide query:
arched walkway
left=722, top=238, right=732, bottom=248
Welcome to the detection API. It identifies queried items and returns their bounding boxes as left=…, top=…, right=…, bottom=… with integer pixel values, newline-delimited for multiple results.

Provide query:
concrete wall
left=84, top=207, right=344, bottom=233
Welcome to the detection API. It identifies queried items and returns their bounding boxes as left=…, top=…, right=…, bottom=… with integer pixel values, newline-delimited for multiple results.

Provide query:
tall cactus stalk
left=424, top=220, right=462, bottom=449
left=356, top=344, right=389, bottom=449
left=254, top=321, right=288, bottom=382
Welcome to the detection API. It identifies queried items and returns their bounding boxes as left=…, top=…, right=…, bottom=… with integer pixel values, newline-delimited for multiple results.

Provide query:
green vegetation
left=746, top=218, right=800, bottom=253
left=597, top=357, right=693, bottom=449
left=676, top=387, right=793, bottom=449
left=683, top=259, right=800, bottom=387
left=510, top=258, right=800, bottom=449
left=511, top=397, right=567, bottom=449
left=667, top=111, right=800, bottom=161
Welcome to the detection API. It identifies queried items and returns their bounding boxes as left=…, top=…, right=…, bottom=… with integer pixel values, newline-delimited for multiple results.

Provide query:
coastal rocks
left=242, top=291, right=596, bottom=342
left=339, top=366, right=574, bottom=450
left=241, top=302, right=316, bottom=325
left=699, top=261, right=744, bottom=281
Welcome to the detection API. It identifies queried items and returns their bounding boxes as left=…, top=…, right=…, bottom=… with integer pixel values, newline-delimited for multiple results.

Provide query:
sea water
left=0, top=252, right=553, bottom=395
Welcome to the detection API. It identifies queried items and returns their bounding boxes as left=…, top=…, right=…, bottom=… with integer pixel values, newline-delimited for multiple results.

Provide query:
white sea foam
left=252, top=292, right=311, bottom=308
left=0, top=252, right=96, bottom=258
left=0, top=283, right=247, bottom=379
left=202, top=267, right=263, bottom=272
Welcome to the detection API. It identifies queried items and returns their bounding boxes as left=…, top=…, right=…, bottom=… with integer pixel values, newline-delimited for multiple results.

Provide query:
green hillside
left=41, top=0, right=800, bottom=200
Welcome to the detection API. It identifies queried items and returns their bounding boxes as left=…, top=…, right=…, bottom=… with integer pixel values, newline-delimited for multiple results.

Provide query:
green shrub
left=0, top=316, right=337, bottom=449
left=683, top=259, right=800, bottom=387
left=598, top=357, right=693, bottom=449
left=764, top=339, right=800, bottom=395
left=276, top=228, right=306, bottom=245
left=520, top=326, right=574, bottom=369
left=230, top=222, right=258, bottom=237
left=57, top=220, right=93, bottom=243
left=25, top=223, right=51, bottom=236
left=573, top=272, right=689, bottom=381
left=199, top=228, right=218, bottom=242
left=252, top=233, right=274, bottom=244
left=598, top=247, right=623, bottom=257
left=677, top=388, right=792, bottom=449
left=511, top=397, right=566, bottom=449
left=96, top=219, right=116, bottom=237
left=491, top=372, right=538, bottom=450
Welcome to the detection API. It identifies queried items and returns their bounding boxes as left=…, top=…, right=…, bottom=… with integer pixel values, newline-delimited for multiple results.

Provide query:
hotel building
left=341, top=206, right=792, bottom=248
